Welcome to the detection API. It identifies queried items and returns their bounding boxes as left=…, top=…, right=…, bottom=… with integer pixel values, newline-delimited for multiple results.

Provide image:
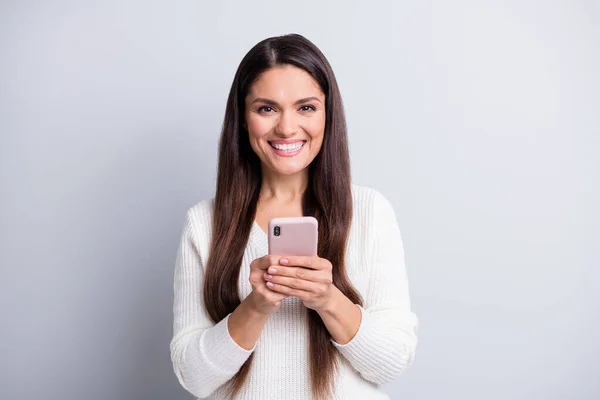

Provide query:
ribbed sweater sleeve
left=169, top=207, right=254, bottom=399
left=331, top=189, right=419, bottom=384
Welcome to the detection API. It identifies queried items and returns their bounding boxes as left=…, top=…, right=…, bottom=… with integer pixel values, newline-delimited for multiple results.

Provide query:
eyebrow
left=250, top=96, right=322, bottom=106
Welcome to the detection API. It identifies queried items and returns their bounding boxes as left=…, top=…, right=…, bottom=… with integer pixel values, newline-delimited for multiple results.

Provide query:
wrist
left=316, top=286, right=342, bottom=315
left=229, top=293, right=270, bottom=351
left=244, top=291, right=272, bottom=319
left=315, top=287, right=362, bottom=345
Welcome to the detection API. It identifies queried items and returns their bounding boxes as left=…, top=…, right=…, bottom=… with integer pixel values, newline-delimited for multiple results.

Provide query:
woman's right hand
left=248, top=255, right=289, bottom=315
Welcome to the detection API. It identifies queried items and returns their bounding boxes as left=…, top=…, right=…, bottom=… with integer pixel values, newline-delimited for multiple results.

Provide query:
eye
left=299, top=105, right=316, bottom=112
left=258, top=106, right=275, bottom=113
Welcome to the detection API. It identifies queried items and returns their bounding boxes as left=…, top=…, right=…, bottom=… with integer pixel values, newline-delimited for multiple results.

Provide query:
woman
left=170, top=34, right=418, bottom=400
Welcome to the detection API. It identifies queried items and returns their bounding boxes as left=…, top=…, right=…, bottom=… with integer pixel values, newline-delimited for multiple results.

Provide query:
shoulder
left=186, top=198, right=214, bottom=222
left=350, top=183, right=399, bottom=237
left=182, top=197, right=215, bottom=246
left=351, top=183, right=397, bottom=218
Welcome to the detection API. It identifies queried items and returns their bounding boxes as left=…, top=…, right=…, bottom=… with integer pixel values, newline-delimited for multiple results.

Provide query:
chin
left=268, top=160, right=309, bottom=176
left=274, top=166, right=306, bottom=176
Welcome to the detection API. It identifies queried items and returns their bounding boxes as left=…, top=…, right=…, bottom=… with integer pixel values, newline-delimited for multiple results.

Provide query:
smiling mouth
left=268, top=141, right=306, bottom=153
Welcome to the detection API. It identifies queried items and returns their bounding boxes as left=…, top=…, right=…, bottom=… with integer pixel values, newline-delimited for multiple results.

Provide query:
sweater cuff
left=330, top=305, right=371, bottom=353
left=201, top=313, right=255, bottom=374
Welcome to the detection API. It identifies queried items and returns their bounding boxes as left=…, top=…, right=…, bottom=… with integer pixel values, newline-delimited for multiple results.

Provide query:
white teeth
left=271, top=142, right=304, bottom=152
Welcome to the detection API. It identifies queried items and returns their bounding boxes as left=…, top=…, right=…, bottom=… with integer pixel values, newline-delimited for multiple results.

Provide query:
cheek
left=246, top=115, right=271, bottom=140
left=306, top=118, right=325, bottom=149
left=310, top=136, right=324, bottom=156
left=245, top=116, right=264, bottom=155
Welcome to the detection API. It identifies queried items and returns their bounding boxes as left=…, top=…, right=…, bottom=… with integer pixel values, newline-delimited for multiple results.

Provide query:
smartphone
left=268, top=216, right=318, bottom=256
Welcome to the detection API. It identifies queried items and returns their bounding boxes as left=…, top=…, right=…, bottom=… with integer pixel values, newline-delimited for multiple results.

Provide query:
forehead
left=248, top=65, right=324, bottom=100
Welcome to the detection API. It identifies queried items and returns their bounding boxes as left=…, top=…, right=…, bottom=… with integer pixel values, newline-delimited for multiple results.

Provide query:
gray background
left=0, top=1, right=597, bottom=399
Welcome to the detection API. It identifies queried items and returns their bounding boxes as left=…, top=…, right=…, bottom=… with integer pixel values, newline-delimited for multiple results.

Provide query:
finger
left=265, top=266, right=328, bottom=283
left=264, top=273, right=317, bottom=291
left=257, top=285, right=288, bottom=301
left=279, top=256, right=330, bottom=270
left=257, top=255, right=282, bottom=270
left=266, top=290, right=288, bottom=302
left=266, top=281, right=310, bottom=298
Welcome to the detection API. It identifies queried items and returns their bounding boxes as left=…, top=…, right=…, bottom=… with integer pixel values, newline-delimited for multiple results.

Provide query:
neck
left=259, top=166, right=308, bottom=203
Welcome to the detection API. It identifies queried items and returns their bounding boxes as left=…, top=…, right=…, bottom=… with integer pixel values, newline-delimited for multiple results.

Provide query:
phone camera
left=274, top=226, right=281, bottom=236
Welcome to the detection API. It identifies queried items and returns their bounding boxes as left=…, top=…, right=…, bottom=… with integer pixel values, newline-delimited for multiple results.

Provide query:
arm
left=169, top=210, right=262, bottom=398
left=316, top=286, right=362, bottom=344
left=328, top=191, right=418, bottom=384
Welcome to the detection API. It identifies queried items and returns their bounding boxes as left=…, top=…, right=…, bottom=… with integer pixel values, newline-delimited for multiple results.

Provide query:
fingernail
left=268, top=267, right=277, bottom=274
left=266, top=282, right=274, bottom=288
left=279, top=258, right=289, bottom=265
left=264, top=273, right=272, bottom=280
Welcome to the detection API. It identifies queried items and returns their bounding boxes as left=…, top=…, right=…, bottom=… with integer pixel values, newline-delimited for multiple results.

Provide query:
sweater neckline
left=249, top=220, right=268, bottom=252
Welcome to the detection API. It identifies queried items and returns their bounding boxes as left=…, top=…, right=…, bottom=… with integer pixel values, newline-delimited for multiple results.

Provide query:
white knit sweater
left=170, top=184, right=418, bottom=399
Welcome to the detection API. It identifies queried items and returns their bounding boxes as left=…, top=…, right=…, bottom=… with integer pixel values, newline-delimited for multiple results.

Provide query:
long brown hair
left=203, top=33, right=363, bottom=399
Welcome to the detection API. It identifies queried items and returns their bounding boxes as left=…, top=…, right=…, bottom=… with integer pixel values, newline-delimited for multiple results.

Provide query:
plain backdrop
left=0, top=1, right=597, bottom=399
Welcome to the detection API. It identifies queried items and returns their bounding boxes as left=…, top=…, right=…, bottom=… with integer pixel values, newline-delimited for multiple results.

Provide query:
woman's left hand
left=263, top=256, right=335, bottom=311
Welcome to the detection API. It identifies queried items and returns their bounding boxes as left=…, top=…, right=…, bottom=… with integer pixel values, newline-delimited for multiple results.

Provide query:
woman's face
left=244, top=65, right=326, bottom=177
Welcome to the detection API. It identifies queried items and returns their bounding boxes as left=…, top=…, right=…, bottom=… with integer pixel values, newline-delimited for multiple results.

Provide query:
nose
left=275, top=109, right=298, bottom=137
